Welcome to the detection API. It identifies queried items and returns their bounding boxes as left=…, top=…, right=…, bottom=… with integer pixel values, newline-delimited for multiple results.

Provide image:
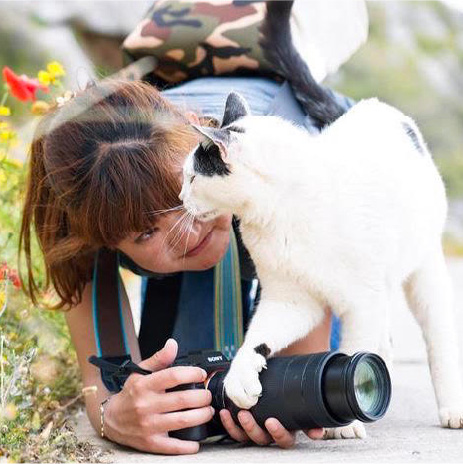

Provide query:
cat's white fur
left=180, top=97, right=463, bottom=434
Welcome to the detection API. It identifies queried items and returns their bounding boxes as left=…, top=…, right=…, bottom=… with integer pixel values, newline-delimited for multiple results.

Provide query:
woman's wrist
left=100, top=395, right=113, bottom=439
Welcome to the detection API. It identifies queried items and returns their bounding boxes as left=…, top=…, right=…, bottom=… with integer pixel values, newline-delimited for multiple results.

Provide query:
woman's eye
left=139, top=228, right=159, bottom=243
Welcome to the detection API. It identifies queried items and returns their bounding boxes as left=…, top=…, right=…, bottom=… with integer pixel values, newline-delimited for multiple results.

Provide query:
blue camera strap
left=91, top=225, right=246, bottom=391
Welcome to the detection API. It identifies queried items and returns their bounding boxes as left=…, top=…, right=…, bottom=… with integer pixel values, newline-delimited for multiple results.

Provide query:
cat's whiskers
left=154, top=208, right=189, bottom=256
left=169, top=210, right=193, bottom=250
left=181, top=213, right=196, bottom=266
left=145, top=205, right=184, bottom=217
left=169, top=216, right=191, bottom=252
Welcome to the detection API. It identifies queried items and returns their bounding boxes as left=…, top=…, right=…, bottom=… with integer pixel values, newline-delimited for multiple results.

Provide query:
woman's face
left=117, top=212, right=233, bottom=274
left=116, top=111, right=233, bottom=274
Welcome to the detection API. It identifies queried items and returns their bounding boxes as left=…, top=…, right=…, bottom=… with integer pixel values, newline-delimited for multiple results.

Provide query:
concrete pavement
left=75, top=258, right=463, bottom=463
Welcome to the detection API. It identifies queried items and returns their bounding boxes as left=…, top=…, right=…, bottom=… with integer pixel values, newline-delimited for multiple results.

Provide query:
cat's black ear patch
left=254, top=343, right=271, bottom=359
left=193, top=140, right=231, bottom=177
left=221, top=92, right=250, bottom=128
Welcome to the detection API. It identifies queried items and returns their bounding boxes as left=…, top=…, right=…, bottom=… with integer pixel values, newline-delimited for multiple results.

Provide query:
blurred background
left=0, top=1, right=462, bottom=461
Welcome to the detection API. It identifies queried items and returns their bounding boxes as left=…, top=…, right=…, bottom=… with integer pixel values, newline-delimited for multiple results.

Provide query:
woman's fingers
left=156, top=388, right=212, bottom=413
left=303, top=428, right=325, bottom=440
left=219, top=409, right=249, bottom=442
left=147, top=435, right=200, bottom=455
left=138, top=338, right=178, bottom=372
left=237, top=410, right=273, bottom=446
left=160, top=405, right=215, bottom=432
left=147, top=365, right=207, bottom=392
left=264, top=418, right=296, bottom=449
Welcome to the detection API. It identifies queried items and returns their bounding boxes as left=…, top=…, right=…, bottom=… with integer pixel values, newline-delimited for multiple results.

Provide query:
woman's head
left=20, top=78, right=232, bottom=309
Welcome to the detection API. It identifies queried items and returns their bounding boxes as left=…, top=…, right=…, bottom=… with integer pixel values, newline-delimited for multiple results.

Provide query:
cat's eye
left=190, top=175, right=196, bottom=184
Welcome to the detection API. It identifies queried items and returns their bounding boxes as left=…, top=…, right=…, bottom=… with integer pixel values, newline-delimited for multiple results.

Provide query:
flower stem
left=0, top=91, right=9, bottom=108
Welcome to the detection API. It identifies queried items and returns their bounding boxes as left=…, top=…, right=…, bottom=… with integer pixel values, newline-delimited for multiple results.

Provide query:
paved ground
left=75, top=258, right=463, bottom=463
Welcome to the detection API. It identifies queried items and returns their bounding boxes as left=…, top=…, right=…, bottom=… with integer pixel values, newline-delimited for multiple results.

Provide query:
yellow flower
left=47, top=61, right=65, bottom=78
left=31, top=100, right=51, bottom=116
left=0, top=288, right=5, bottom=307
left=38, top=70, right=51, bottom=86
left=0, top=130, right=16, bottom=142
left=0, top=122, right=9, bottom=130
left=38, top=61, right=66, bottom=86
left=0, top=106, right=11, bottom=116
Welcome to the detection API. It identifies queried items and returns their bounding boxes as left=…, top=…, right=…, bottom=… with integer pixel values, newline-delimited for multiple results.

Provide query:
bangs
left=68, top=124, right=196, bottom=247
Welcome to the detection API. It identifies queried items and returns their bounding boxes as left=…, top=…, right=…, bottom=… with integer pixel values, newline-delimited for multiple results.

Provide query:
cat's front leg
left=224, top=289, right=325, bottom=409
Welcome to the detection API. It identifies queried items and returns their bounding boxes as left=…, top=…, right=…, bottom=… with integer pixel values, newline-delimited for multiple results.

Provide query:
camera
left=168, top=349, right=392, bottom=441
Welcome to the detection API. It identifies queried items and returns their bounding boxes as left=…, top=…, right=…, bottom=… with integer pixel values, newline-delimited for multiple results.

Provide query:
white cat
left=179, top=92, right=463, bottom=437
left=179, top=0, right=463, bottom=438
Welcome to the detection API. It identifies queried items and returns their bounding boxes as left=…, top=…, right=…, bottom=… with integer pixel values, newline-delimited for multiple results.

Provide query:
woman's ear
left=186, top=111, right=200, bottom=125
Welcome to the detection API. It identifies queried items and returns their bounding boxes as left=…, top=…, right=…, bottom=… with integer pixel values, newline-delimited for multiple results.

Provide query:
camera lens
left=323, top=352, right=391, bottom=424
left=354, top=357, right=384, bottom=417
left=209, top=351, right=391, bottom=431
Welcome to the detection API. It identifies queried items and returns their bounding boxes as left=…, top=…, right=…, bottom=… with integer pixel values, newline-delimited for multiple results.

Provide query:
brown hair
left=19, top=78, right=199, bottom=310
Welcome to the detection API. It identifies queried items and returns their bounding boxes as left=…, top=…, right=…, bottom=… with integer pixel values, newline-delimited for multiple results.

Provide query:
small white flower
left=56, top=90, right=76, bottom=107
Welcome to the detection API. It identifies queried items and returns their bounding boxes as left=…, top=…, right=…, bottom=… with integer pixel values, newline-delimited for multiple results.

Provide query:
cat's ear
left=221, top=92, right=250, bottom=128
left=191, top=124, right=230, bottom=158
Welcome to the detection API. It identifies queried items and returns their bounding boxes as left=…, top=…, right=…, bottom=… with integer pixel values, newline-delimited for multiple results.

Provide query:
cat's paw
left=323, top=421, right=367, bottom=439
left=223, top=348, right=267, bottom=409
left=439, top=406, right=463, bottom=428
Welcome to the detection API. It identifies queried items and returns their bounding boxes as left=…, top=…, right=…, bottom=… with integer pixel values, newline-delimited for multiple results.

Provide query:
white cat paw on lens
left=222, top=348, right=267, bottom=410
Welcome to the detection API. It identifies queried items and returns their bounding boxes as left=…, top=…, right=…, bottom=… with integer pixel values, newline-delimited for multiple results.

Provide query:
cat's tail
left=259, top=0, right=347, bottom=130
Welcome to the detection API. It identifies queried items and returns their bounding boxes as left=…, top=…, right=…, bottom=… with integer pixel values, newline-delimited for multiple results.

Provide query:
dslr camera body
left=169, top=349, right=391, bottom=441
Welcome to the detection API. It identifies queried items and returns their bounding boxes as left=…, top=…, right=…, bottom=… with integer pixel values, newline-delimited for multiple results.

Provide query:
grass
left=0, top=150, right=107, bottom=461
left=0, top=280, right=109, bottom=462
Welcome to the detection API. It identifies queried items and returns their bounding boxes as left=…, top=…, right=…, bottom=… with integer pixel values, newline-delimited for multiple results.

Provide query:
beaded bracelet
left=100, top=396, right=112, bottom=439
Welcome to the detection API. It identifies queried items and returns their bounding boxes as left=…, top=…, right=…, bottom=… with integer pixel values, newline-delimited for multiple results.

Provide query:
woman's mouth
left=184, top=227, right=214, bottom=258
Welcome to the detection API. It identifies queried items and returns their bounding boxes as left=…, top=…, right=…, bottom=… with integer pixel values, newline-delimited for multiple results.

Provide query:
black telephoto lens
left=209, top=351, right=391, bottom=430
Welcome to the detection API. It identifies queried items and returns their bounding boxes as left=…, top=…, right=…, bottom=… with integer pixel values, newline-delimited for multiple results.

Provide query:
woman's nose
left=163, top=212, right=201, bottom=253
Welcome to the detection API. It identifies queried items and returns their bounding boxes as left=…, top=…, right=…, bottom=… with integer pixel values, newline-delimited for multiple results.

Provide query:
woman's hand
left=103, top=339, right=214, bottom=455
left=220, top=409, right=324, bottom=448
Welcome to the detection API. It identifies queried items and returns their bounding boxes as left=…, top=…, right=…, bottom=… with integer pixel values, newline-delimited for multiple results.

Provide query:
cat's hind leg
left=404, top=247, right=463, bottom=428
left=224, top=285, right=325, bottom=410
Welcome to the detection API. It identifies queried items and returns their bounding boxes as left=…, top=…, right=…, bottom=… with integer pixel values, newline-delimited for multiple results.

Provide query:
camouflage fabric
left=121, top=0, right=279, bottom=85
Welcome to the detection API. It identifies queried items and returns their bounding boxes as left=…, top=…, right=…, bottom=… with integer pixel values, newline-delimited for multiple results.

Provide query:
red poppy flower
left=2, top=66, right=49, bottom=102
left=8, top=269, right=21, bottom=290
left=0, top=263, right=21, bottom=289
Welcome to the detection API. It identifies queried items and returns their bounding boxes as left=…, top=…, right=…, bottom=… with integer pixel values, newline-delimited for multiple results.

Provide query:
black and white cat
left=179, top=1, right=463, bottom=437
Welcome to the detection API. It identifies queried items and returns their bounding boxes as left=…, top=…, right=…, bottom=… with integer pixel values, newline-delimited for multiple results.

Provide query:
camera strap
left=90, top=227, right=246, bottom=392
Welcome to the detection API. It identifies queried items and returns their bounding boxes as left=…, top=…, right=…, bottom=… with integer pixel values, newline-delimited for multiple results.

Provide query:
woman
left=19, top=76, right=338, bottom=454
